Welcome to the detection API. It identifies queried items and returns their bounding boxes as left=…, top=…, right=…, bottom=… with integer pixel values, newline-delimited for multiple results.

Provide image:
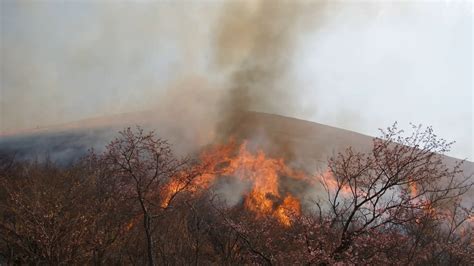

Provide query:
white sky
left=291, top=1, right=473, bottom=159
left=1, top=1, right=472, bottom=159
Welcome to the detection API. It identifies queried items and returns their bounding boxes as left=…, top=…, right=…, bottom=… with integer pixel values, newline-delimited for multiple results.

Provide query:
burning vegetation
left=2, top=0, right=471, bottom=264
left=1, top=123, right=472, bottom=265
left=166, top=139, right=306, bottom=227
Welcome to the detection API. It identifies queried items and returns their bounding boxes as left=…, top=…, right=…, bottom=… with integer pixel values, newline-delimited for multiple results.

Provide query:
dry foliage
left=0, top=125, right=472, bottom=265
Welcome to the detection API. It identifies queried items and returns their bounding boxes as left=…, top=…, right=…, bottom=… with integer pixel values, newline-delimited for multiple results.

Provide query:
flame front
left=163, top=140, right=305, bottom=226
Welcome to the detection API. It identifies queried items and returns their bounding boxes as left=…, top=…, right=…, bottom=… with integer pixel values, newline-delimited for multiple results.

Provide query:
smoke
left=0, top=1, right=223, bottom=133
left=1, top=1, right=472, bottom=159
left=213, top=176, right=253, bottom=207
left=1, top=1, right=471, bottom=210
left=214, top=0, right=326, bottom=138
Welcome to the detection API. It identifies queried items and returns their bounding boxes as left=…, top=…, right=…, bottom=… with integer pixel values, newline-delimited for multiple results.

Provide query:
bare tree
left=1, top=124, right=472, bottom=264
left=0, top=161, right=97, bottom=264
left=322, top=123, right=473, bottom=261
left=99, top=127, right=199, bottom=266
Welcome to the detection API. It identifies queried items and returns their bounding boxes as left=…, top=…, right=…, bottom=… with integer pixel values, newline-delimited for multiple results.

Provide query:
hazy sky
left=1, top=0, right=472, bottom=159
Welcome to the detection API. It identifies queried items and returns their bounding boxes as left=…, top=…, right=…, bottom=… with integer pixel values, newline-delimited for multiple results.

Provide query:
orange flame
left=161, top=179, right=183, bottom=208
left=320, top=170, right=351, bottom=195
left=162, top=140, right=306, bottom=226
left=408, top=176, right=418, bottom=198
left=274, top=195, right=301, bottom=226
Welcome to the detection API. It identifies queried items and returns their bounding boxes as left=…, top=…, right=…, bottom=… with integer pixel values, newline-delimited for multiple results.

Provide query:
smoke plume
left=1, top=1, right=471, bottom=159
left=214, top=0, right=326, bottom=138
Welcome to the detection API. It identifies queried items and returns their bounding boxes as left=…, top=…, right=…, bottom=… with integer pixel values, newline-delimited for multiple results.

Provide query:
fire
left=163, top=140, right=306, bottom=226
left=320, top=170, right=351, bottom=195
left=161, top=180, right=183, bottom=208
left=274, top=195, right=301, bottom=226
left=408, top=176, right=418, bottom=198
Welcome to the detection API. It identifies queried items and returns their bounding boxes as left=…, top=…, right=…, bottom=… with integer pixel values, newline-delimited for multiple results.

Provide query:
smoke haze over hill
left=1, top=0, right=472, bottom=159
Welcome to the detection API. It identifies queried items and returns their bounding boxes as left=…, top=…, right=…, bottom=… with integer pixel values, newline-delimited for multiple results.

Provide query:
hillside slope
left=0, top=111, right=472, bottom=178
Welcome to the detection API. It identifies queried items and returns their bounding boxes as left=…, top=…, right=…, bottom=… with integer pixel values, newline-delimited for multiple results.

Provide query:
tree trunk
left=144, top=213, right=155, bottom=266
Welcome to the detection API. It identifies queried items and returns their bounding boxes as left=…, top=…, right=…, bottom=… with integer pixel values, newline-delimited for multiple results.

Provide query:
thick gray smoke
left=1, top=0, right=471, bottom=209
left=1, top=1, right=471, bottom=160
left=214, top=0, right=325, bottom=138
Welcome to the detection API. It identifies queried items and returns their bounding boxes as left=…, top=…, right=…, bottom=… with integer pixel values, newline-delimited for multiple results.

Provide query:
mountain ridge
left=0, top=111, right=472, bottom=171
